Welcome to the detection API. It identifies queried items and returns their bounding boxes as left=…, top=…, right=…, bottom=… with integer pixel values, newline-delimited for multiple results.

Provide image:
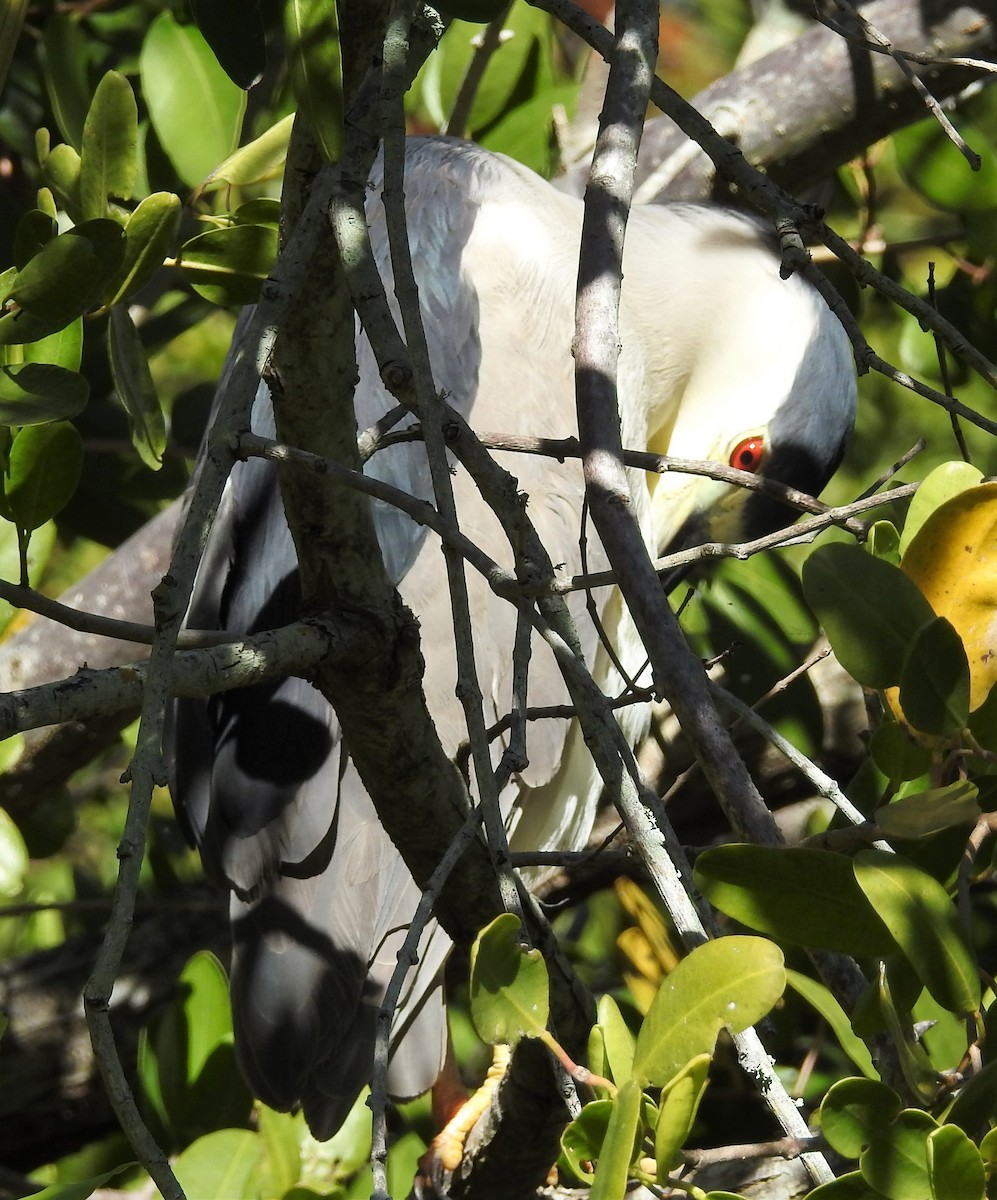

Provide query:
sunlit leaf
left=859, top=1108, right=937, bottom=1200
left=875, top=782, right=979, bottom=840
left=927, top=1124, right=985, bottom=1200
left=40, top=13, right=91, bottom=151
left=695, top=845, right=896, bottom=957
left=560, top=1100, right=612, bottom=1183
left=0, top=807, right=28, bottom=898
left=854, top=851, right=981, bottom=1014
left=285, top=0, right=342, bottom=163
left=4, top=421, right=83, bottom=532
left=654, top=1053, right=711, bottom=1176
left=900, top=483, right=997, bottom=712
left=179, top=223, right=277, bottom=305
left=900, top=461, right=984, bottom=555
left=785, top=970, right=877, bottom=1080
left=39, top=142, right=82, bottom=220
left=895, top=116, right=997, bottom=214
left=802, top=543, right=936, bottom=689
left=80, top=70, right=138, bottom=221
left=631, top=936, right=785, bottom=1087
left=173, top=1129, right=260, bottom=1200
left=140, top=12, right=246, bottom=186
left=818, top=1077, right=903, bottom=1158
left=106, top=192, right=182, bottom=307
left=19, top=318, right=83, bottom=373
left=590, top=1080, right=642, bottom=1200
left=195, top=113, right=294, bottom=197
left=0, top=363, right=88, bottom=424
left=595, top=994, right=635, bottom=1085
left=469, top=913, right=549, bottom=1046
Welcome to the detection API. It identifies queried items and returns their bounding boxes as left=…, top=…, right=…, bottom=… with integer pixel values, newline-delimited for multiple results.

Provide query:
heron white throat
left=168, top=136, right=857, bottom=1138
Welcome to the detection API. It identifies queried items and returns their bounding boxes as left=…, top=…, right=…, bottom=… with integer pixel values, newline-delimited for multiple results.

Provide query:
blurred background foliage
left=0, top=0, right=995, bottom=1197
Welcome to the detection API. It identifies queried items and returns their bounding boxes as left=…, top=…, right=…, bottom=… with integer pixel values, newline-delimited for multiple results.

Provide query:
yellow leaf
left=901, top=483, right=997, bottom=712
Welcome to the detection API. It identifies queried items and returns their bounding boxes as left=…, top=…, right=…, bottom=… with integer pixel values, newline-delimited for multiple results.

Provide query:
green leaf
left=631, top=936, right=785, bottom=1087
left=590, top=1080, right=642, bottom=1200
left=875, top=782, right=979, bottom=840
left=869, top=721, right=933, bottom=787
left=0, top=0, right=26, bottom=99
left=900, top=462, right=984, bottom=555
left=0, top=363, right=89, bottom=424
left=785, top=969, right=877, bottom=1080
left=655, top=1053, right=711, bottom=1176
left=20, top=1166, right=134, bottom=1200
left=595, top=994, right=635, bottom=1085
left=695, top=845, right=896, bottom=957
left=895, top=116, right=997, bottom=214
left=179, top=223, right=277, bottom=305
left=13, top=209, right=58, bottom=270
left=469, top=913, right=549, bottom=1046
left=943, top=1059, right=997, bottom=1135
left=928, top=1124, right=986, bottom=1200
left=108, top=305, right=166, bottom=470
left=8, top=234, right=101, bottom=329
left=807, top=1170, right=893, bottom=1199
left=860, top=1108, right=938, bottom=1200
left=106, top=192, right=182, bottom=307
left=39, top=142, right=82, bottom=221
left=173, top=1129, right=260, bottom=1200
left=854, top=850, right=981, bottom=1014
left=560, top=1100, right=612, bottom=1183
left=899, top=618, right=971, bottom=736
left=257, top=1107, right=301, bottom=1200
left=190, top=0, right=266, bottom=89
left=867, top=520, right=901, bottom=564
left=818, top=1078, right=903, bottom=1158
left=20, top=318, right=84, bottom=373
left=140, top=12, right=247, bottom=187
left=80, top=70, right=138, bottom=221
left=4, top=421, right=83, bottom=532
left=802, top=543, right=937, bottom=689
left=285, top=0, right=343, bottom=163
left=0, top=807, right=29, bottom=898
left=196, top=113, right=294, bottom=198
left=40, top=13, right=92, bottom=151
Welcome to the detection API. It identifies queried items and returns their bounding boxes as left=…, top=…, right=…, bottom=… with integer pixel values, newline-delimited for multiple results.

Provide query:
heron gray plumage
left=167, top=136, right=856, bottom=1140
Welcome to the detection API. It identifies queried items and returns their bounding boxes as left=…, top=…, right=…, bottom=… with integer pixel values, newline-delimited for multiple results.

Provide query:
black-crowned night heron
left=168, top=137, right=857, bottom=1139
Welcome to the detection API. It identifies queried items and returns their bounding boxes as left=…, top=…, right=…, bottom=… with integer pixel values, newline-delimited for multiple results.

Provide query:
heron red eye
left=729, top=436, right=765, bottom=473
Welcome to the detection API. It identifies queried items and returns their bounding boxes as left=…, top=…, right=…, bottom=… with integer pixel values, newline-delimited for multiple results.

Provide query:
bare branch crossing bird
left=167, top=137, right=857, bottom=1140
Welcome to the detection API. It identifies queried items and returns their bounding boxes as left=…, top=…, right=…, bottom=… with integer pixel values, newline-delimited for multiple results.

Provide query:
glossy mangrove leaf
left=695, top=845, right=895, bottom=957
left=39, top=142, right=82, bottom=220
left=818, top=1077, right=902, bottom=1159
left=595, top=993, right=635, bottom=1085
left=106, top=192, right=181, bottom=307
left=867, top=520, right=901, bottom=564
left=285, top=0, right=342, bottom=163
left=631, top=936, right=784, bottom=1088
left=8, top=234, right=101, bottom=328
left=469, top=913, right=549, bottom=1046
left=901, top=483, right=997, bottom=713
left=895, top=116, right=997, bottom=214
left=900, top=461, right=984, bottom=556
left=898, top=617, right=971, bottom=736
left=927, top=1124, right=986, bottom=1200
left=141, top=12, right=246, bottom=186
left=854, top=850, right=981, bottom=1014
left=869, top=720, right=933, bottom=787
left=19, top=318, right=83, bottom=373
left=785, top=969, right=877, bottom=1079
left=859, top=1108, right=938, bottom=1200
left=40, top=12, right=91, bottom=151
left=654, top=1053, right=711, bottom=1176
left=12, top=209, right=58, bottom=270
left=196, top=113, right=293, bottom=197
left=173, top=1128, right=259, bottom=1200
left=590, top=1080, right=642, bottom=1200
left=80, top=70, right=138, bottom=221
left=0, top=363, right=88, bottom=424
left=4, top=421, right=83, bottom=532
left=179, top=223, right=277, bottom=306
left=561, top=1100, right=612, bottom=1183
left=108, top=304, right=166, bottom=469
left=875, top=782, right=979, bottom=840
left=802, top=543, right=936, bottom=689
